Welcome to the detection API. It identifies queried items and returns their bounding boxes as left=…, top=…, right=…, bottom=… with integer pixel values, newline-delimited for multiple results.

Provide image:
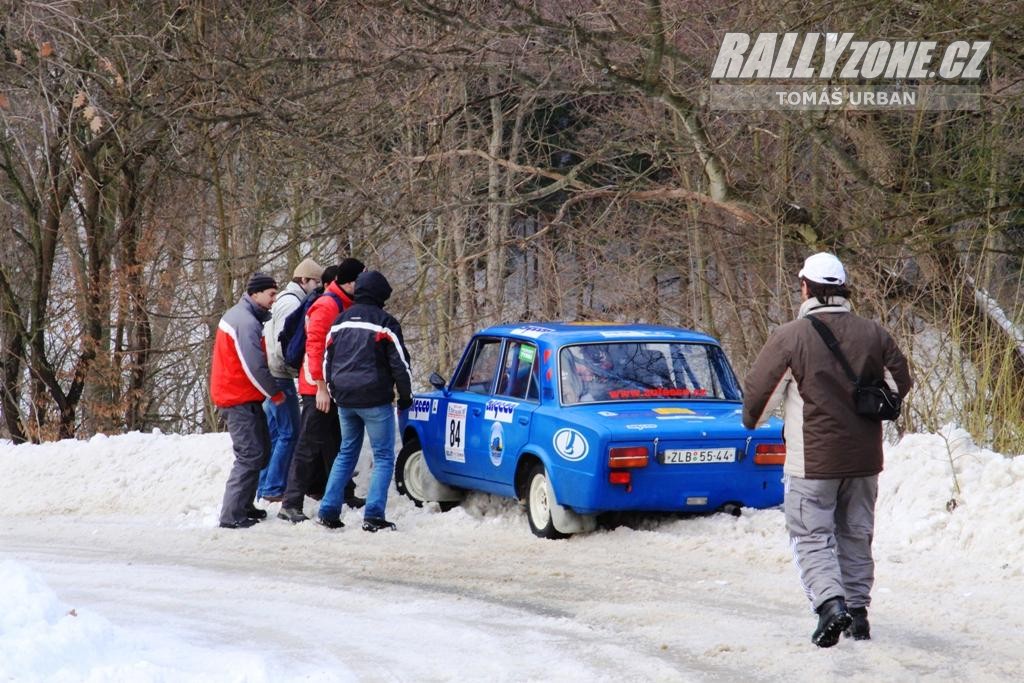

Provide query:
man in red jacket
left=278, top=258, right=365, bottom=523
left=210, top=272, right=286, bottom=529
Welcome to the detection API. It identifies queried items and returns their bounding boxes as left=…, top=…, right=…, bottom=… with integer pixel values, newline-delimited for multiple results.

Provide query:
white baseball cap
left=798, top=252, right=846, bottom=285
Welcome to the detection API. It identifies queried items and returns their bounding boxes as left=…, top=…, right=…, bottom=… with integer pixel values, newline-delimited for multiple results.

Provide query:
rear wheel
left=525, top=464, right=568, bottom=539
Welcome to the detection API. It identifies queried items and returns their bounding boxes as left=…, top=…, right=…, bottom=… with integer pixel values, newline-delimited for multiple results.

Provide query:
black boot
left=844, top=606, right=870, bottom=640
left=315, top=516, right=345, bottom=529
left=362, top=517, right=397, bottom=532
left=219, top=518, right=259, bottom=529
left=277, top=506, right=309, bottom=524
left=812, top=597, right=852, bottom=648
left=344, top=479, right=365, bottom=509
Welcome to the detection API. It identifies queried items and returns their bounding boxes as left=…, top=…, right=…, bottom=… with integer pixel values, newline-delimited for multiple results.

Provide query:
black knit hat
left=246, top=272, right=277, bottom=294
left=336, top=257, right=366, bottom=285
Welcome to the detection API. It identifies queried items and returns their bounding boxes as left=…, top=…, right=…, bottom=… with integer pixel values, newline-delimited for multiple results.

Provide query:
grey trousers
left=219, top=402, right=272, bottom=525
left=784, top=474, right=879, bottom=611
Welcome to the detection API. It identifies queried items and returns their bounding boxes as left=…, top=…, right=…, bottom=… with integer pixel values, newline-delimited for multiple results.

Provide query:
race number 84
left=449, top=419, right=461, bottom=448
left=444, top=403, right=468, bottom=462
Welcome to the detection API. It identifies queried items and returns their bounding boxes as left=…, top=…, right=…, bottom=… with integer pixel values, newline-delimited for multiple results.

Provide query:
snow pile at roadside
left=0, top=559, right=351, bottom=683
left=2, top=426, right=1023, bottom=564
left=0, top=431, right=231, bottom=520
left=880, top=425, right=1024, bottom=569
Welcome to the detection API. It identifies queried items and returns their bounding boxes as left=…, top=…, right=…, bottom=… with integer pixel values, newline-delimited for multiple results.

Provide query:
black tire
left=394, top=438, right=426, bottom=507
left=524, top=463, right=567, bottom=539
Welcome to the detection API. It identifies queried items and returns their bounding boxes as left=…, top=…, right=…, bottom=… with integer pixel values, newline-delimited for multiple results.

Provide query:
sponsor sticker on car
left=510, top=325, right=554, bottom=339
left=484, top=399, right=517, bottom=423
left=489, top=422, right=504, bottom=467
left=409, top=398, right=432, bottom=422
left=553, top=428, right=589, bottom=461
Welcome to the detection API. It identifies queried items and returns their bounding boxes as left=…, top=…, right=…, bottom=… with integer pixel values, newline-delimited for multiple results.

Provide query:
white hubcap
left=404, top=450, right=430, bottom=502
left=529, top=473, right=551, bottom=527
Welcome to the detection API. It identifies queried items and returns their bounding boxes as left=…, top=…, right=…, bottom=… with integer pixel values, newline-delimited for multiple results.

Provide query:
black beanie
left=336, top=258, right=366, bottom=285
left=246, top=272, right=277, bottom=294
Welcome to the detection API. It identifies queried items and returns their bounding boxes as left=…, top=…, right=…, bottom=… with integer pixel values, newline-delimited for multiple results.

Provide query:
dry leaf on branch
left=0, top=93, right=9, bottom=110
left=89, top=115, right=104, bottom=133
left=82, top=105, right=96, bottom=121
left=72, top=91, right=86, bottom=109
left=100, top=57, right=115, bottom=74
left=14, top=49, right=24, bottom=65
left=39, top=42, right=53, bottom=58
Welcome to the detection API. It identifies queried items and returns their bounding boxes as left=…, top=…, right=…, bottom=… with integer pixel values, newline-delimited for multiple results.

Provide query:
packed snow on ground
left=1, top=426, right=1023, bottom=682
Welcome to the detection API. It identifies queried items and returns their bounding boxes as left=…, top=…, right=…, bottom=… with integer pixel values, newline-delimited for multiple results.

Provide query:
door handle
left=518, top=416, right=529, bottom=425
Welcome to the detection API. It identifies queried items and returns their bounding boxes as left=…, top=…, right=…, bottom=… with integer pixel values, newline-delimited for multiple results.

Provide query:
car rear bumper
left=556, top=466, right=784, bottom=515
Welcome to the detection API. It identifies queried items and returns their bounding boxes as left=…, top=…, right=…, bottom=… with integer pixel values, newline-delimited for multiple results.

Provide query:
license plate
left=660, top=447, right=736, bottom=464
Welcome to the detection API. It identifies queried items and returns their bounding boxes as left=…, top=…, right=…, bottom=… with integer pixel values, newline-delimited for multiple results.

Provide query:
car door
left=481, top=339, right=542, bottom=486
left=441, top=336, right=503, bottom=478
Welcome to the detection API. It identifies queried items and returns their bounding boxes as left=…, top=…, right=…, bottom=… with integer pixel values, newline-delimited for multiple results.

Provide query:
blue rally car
left=395, top=322, right=785, bottom=538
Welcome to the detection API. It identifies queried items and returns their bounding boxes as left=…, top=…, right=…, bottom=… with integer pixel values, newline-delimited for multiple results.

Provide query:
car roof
left=477, top=322, right=720, bottom=346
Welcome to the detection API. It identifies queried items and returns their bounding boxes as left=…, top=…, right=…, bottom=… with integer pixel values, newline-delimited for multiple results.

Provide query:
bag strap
left=806, top=315, right=860, bottom=387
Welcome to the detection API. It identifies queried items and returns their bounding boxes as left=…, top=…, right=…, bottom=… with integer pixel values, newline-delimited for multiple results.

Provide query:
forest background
left=1, top=0, right=1022, bottom=452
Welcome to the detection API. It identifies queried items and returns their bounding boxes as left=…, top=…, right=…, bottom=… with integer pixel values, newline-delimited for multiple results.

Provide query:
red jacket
left=298, top=282, right=353, bottom=395
left=210, top=295, right=284, bottom=408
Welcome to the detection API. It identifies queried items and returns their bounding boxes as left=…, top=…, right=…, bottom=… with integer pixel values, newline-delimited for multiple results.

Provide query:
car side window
left=496, top=341, right=539, bottom=401
left=452, top=338, right=503, bottom=394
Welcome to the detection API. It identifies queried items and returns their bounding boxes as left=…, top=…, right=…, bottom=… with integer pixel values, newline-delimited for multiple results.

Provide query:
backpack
left=279, top=289, right=342, bottom=370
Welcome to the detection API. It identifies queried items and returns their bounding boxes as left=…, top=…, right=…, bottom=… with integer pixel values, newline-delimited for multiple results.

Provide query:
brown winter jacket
left=742, top=297, right=913, bottom=479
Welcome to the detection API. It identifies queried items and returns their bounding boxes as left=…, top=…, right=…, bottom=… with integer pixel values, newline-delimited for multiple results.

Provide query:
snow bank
left=0, top=431, right=230, bottom=522
left=880, top=425, right=1024, bottom=569
left=2, top=427, right=1020, bottom=560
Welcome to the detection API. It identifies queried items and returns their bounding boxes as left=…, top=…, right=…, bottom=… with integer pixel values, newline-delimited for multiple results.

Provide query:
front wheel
left=395, top=439, right=463, bottom=510
left=525, top=464, right=568, bottom=539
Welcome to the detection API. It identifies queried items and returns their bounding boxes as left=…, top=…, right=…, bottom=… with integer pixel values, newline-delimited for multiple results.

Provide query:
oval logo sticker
left=489, top=422, right=504, bottom=467
left=553, top=428, right=589, bottom=461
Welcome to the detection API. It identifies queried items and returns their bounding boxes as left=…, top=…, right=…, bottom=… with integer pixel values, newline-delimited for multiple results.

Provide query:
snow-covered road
left=2, top=430, right=1023, bottom=681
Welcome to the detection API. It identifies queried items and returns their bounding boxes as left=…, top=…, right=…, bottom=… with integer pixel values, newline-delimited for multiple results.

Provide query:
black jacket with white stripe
left=324, top=271, right=412, bottom=409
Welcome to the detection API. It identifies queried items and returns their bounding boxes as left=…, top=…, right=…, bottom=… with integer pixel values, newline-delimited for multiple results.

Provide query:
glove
left=397, top=396, right=413, bottom=411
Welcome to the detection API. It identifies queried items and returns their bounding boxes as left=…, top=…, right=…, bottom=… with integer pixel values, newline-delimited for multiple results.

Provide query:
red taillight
left=608, top=471, right=631, bottom=485
left=754, top=443, right=786, bottom=465
left=608, top=446, right=650, bottom=468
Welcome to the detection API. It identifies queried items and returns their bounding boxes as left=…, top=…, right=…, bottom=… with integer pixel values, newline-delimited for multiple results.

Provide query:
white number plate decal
left=444, top=403, right=467, bottom=462
left=661, top=448, right=736, bottom=464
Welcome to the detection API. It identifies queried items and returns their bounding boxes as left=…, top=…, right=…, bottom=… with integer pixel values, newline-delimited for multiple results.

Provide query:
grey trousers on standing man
left=219, top=401, right=271, bottom=525
left=784, top=475, right=879, bottom=611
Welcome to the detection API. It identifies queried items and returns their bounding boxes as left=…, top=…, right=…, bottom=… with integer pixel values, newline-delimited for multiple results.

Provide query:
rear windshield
left=558, top=342, right=742, bottom=405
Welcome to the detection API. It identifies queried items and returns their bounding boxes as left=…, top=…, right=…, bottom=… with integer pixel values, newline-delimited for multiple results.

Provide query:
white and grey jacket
left=742, top=297, right=913, bottom=479
left=263, top=281, right=305, bottom=379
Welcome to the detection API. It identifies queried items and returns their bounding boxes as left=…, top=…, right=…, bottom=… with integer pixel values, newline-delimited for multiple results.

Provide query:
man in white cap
left=742, top=252, right=913, bottom=648
left=258, top=257, right=325, bottom=503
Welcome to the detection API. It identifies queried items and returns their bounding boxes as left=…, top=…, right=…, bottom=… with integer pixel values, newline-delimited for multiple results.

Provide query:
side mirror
left=429, top=372, right=447, bottom=390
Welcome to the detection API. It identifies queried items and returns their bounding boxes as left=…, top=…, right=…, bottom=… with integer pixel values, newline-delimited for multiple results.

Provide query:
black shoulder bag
left=807, top=315, right=902, bottom=421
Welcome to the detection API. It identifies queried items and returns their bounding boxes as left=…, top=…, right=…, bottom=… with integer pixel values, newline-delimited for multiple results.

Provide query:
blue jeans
left=319, top=404, right=396, bottom=521
left=258, top=378, right=299, bottom=498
